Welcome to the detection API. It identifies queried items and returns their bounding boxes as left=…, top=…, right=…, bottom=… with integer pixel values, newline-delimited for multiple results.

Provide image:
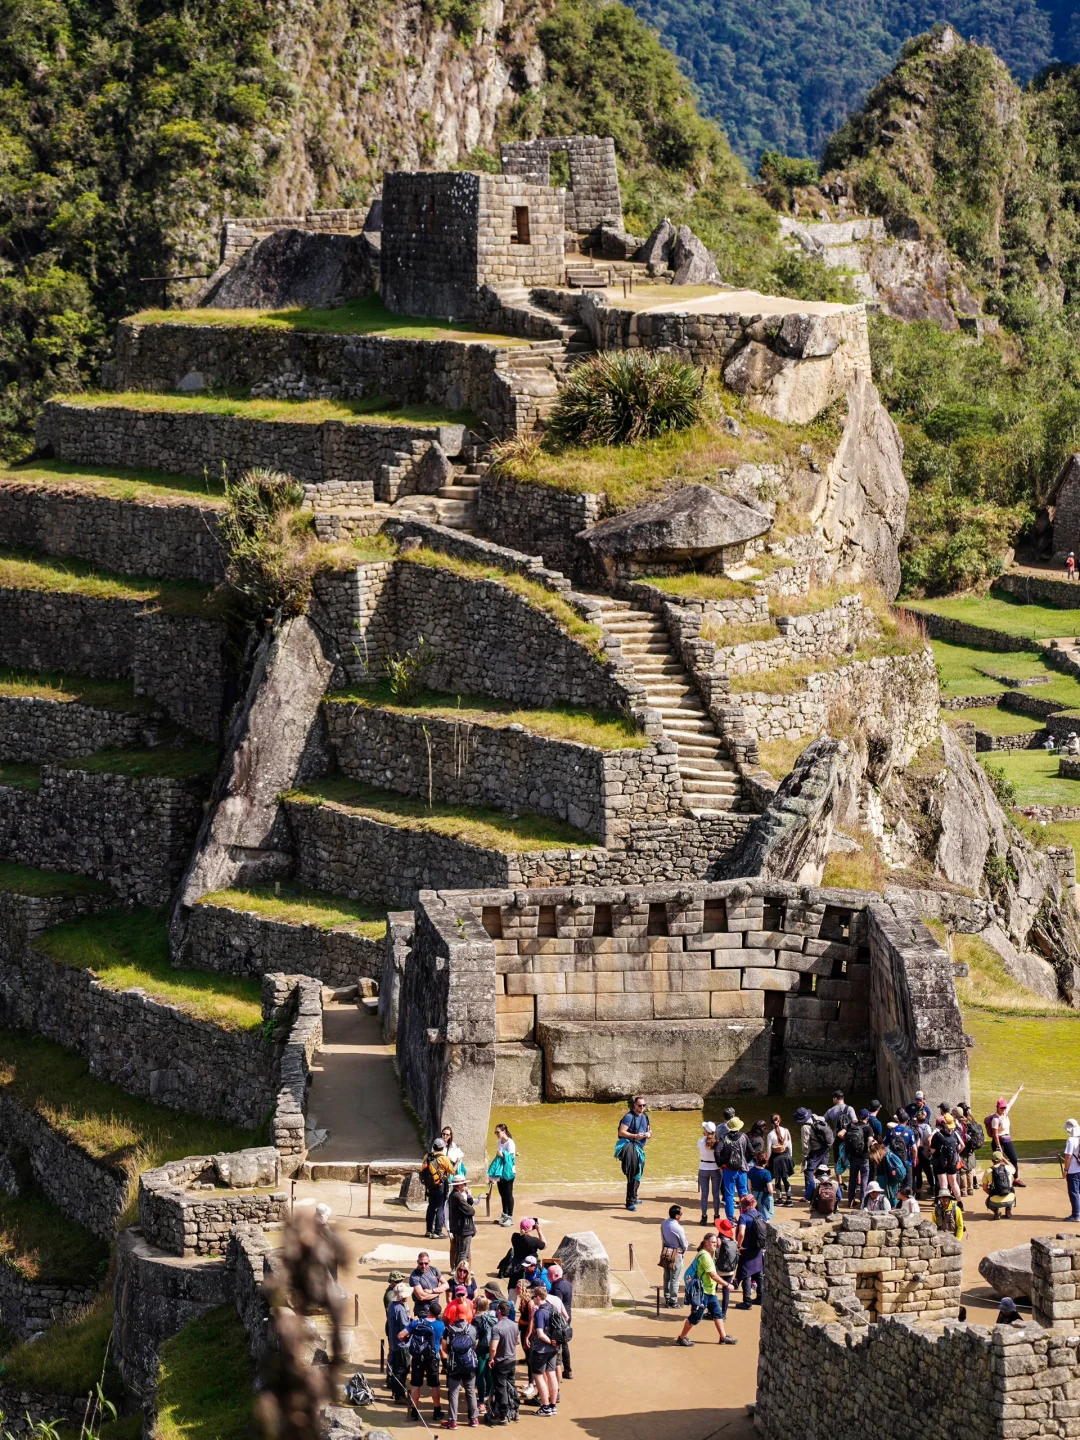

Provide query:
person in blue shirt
left=400, top=1301, right=446, bottom=1424
left=521, top=1253, right=551, bottom=1291
left=748, top=1159, right=774, bottom=1220
left=867, top=1099, right=884, bottom=1141
left=616, top=1096, right=651, bottom=1211
left=386, top=1281, right=412, bottom=1404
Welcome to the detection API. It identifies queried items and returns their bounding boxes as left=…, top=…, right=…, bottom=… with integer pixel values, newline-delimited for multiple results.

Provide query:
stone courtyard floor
left=294, top=1172, right=1073, bottom=1439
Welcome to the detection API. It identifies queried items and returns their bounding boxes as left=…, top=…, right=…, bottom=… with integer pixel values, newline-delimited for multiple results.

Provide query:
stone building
left=381, top=171, right=565, bottom=319
left=499, top=136, right=623, bottom=232
left=1050, top=453, right=1080, bottom=563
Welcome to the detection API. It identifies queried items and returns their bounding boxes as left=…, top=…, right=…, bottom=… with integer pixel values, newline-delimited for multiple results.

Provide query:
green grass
left=966, top=1008, right=1080, bottom=1159
left=0, top=862, right=110, bottom=898
left=908, top=593, right=1080, bottom=641
left=60, top=745, right=218, bottom=782
left=977, top=749, right=1080, bottom=806
left=2, top=460, right=226, bottom=506
left=197, top=884, right=387, bottom=939
left=1, top=1293, right=116, bottom=1396
left=0, top=1182, right=110, bottom=1286
left=152, top=1304, right=254, bottom=1440
left=0, top=668, right=155, bottom=712
left=640, top=572, right=755, bottom=601
left=0, top=1029, right=261, bottom=1178
left=327, top=680, right=646, bottom=749
left=56, top=389, right=475, bottom=430
left=945, top=705, right=1046, bottom=736
left=286, top=776, right=597, bottom=852
left=399, top=548, right=605, bottom=657
left=133, top=294, right=527, bottom=346
left=1013, top=814, right=1080, bottom=874
left=0, top=763, right=41, bottom=791
left=955, top=932, right=1074, bottom=1016
left=0, top=548, right=217, bottom=618
left=931, top=638, right=1080, bottom=708
left=34, top=910, right=263, bottom=1032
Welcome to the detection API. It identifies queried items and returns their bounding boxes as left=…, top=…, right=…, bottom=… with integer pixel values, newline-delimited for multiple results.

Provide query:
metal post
left=655, top=1286, right=660, bottom=1318
left=290, top=1180, right=296, bottom=1213
left=380, top=1339, right=385, bottom=1371
left=367, top=1171, right=373, bottom=1219
left=629, top=1242, right=635, bottom=1273
left=355, top=1295, right=360, bottom=1325
left=486, top=1182, right=493, bottom=1218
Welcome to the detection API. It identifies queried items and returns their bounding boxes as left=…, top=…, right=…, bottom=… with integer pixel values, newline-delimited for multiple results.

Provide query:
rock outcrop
left=726, top=738, right=854, bottom=883
left=551, top=1232, right=611, bottom=1308
left=581, top=484, right=771, bottom=576
left=979, top=1246, right=1032, bottom=1301
left=202, top=228, right=376, bottom=311
left=670, top=225, right=722, bottom=285
left=722, top=310, right=868, bottom=429
left=636, top=217, right=676, bottom=272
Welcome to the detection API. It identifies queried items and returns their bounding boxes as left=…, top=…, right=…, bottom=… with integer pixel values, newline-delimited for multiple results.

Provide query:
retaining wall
left=476, top=473, right=604, bottom=584
left=266, top=974, right=323, bottom=1163
left=709, top=596, right=867, bottom=678
left=0, top=477, right=226, bottom=583
left=0, top=694, right=165, bottom=765
left=994, top=570, right=1080, bottom=610
left=0, top=588, right=227, bottom=741
left=899, top=608, right=1038, bottom=653
left=0, top=1263, right=99, bottom=1342
left=187, top=899, right=382, bottom=987
left=138, top=1153, right=287, bottom=1257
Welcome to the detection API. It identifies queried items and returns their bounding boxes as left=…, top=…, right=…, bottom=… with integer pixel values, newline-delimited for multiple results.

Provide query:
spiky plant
left=545, top=350, right=706, bottom=448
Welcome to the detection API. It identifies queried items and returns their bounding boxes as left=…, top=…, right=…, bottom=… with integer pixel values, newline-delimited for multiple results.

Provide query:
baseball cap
left=703, top=1121, right=716, bottom=1133
left=432, top=1138, right=446, bottom=1151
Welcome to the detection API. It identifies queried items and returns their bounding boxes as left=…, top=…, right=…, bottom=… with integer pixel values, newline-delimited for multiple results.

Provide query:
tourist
left=988, top=1088, right=1025, bottom=1186
left=452, top=1261, right=478, bottom=1302
left=441, top=1306, right=480, bottom=1428
left=484, top=1281, right=513, bottom=1322
left=698, top=1120, right=721, bottom=1223
left=843, top=1110, right=872, bottom=1208
left=1068, top=551, right=1077, bottom=582
left=660, top=1203, right=689, bottom=1308
left=445, top=1285, right=476, bottom=1325
left=996, top=1297, right=1025, bottom=1325
left=748, top=1117, right=769, bottom=1160
left=913, top=1108, right=936, bottom=1197
left=410, top=1251, right=449, bottom=1313
left=546, top=1262, right=573, bottom=1380
left=861, top=1180, right=890, bottom=1213
left=383, top=1269, right=406, bottom=1312
left=767, top=1113, right=794, bottom=1207
left=793, top=1107, right=833, bottom=1200
left=748, top=1152, right=775, bottom=1220
left=488, top=1301, right=519, bottom=1424
left=825, top=1091, right=857, bottom=1168
left=931, top=1114, right=963, bottom=1201
left=386, top=1280, right=412, bottom=1403
left=400, top=1299, right=446, bottom=1423
left=866, top=1100, right=884, bottom=1141
left=906, top=1089, right=927, bottom=1120
left=674, top=1232, right=738, bottom=1347
left=616, top=1096, right=651, bottom=1211
left=984, top=1149, right=1017, bottom=1219
left=520, top=1253, right=550, bottom=1292
left=808, top=1163, right=840, bottom=1217
left=448, top=1173, right=477, bottom=1270
left=1063, top=1119, right=1080, bottom=1221
left=734, top=1193, right=764, bottom=1308
left=422, top=1138, right=454, bottom=1239
left=442, top=1125, right=466, bottom=1177
left=488, top=1123, right=517, bottom=1228
left=719, top=1114, right=753, bottom=1221
left=714, top=1218, right=739, bottom=1322
left=1071, top=733, right=1080, bottom=757
left=472, top=1294, right=496, bottom=1417
left=506, top=1217, right=547, bottom=1285
left=933, top=1191, right=965, bottom=1238
left=524, top=1284, right=560, bottom=1415
left=957, top=1103, right=985, bottom=1195
left=897, top=1187, right=920, bottom=1218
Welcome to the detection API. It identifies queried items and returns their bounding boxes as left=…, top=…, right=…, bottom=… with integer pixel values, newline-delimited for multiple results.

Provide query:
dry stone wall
left=265, top=974, right=323, bottom=1163
left=0, top=479, right=226, bottom=583
left=500, top=136, right=622, bottom=231
left=0, top=695, right=164, bottom=766
left=477, top=473, right=605, bottom=584
left=187, top=899, right=382, bottom=987
left=900, top=607, right=1036, bottom=653
left=711, top=595, right=867, bottom=677
left=138, top=1155, right=288, bottom=1257
left=0, top=1264, right=99, bottom=1343
left=0, top=587, right=226, bottom=741
left=0, top=765, right=206, bottom=905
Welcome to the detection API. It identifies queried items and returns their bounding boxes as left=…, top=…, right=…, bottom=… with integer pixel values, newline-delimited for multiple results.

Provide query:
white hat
left=1065, top=1119, right=1080, bottom=1138
left=814, top=1163, right=830, bottom=1176
left=865, top=1181, right=882, bottom=1194
left=702, top=1121, right=716, bottom=1133
left=315, top=1202, right=332, bottom=1223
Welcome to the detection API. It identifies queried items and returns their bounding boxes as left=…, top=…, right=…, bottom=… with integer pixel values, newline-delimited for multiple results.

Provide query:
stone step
left=438, top=485, right=480, bottom=500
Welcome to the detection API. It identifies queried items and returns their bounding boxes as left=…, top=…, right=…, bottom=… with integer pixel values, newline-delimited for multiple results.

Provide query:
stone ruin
left=757, top=1218, right=1080, bottom=1440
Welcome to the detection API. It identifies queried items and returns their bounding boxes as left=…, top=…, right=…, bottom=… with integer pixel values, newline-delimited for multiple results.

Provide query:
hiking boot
left=433, top=1409, right=444, bottom=1421
left=675, top=1336, right=694, bottom=1347
left=1014, top=1179, right=1027, bottom=1187
left=721, top=1336, right=738, bottom=1345
left=735, top=1302, right=752, bottom=1310
left=699, top=1215, right=708, bottom=1225
left=626, top=1203, right=637, bottom=1211
left=562, top=1372, right=572, bottom=1380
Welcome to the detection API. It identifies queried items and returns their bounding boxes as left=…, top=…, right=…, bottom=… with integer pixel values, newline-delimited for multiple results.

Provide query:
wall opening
left=512, top=206, right=531, bottom=244
left=821, top=905, right=853, bottom=941
left=646, top=903, right=669, bottom=936
left=764, top=991, right=787, bottom=1091
left=537, top=905, right=557, bottom=938
left=481, top=907, right=503, bottom=939
left=592, top=903, right=613, bottom=937
left=703, top=900, right=727, bottom=933
left=763, top=900, right=785, bottom=931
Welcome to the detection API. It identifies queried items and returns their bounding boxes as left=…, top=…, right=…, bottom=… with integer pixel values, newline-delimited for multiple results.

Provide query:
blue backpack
left=409, top=1320, right=435, bottom=1358
left=884, top=1149, right=907, bottom=1182
left=683, top=1256, right=706, bottom=1308
left=447, top=1321, right=478, bottom=1375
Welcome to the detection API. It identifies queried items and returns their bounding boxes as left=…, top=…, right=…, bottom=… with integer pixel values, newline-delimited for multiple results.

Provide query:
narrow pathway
left=589, top=594, right=741, bottom=814
left=305, top=1001, right=420, bottom=1164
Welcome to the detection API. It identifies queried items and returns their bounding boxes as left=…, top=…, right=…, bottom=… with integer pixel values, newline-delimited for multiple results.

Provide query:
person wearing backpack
left=422, top=1138, right=454, bottom=1239
left=934, top=1192, right=965, bottom=1239
left=449, top=1174, right=477, bottom=1270
left=487, top=1300, right=520, bottom=1426
left=808, top=1163, right=840, bottom=1218
left=984, top=1149, right=1016, bottom=1219
left=524, top=1285, right=560, bottom=1415
left=719, top=1116, right=753, bottom=1221
left=442, top=1312, right=481, bottom=1428
left=400, top=1301, right=446, bottom=1423
left=880, top=1143, right=907, bottom=1207
left=861, top=1180, right=890, bottom=1213
left=660, top=1205, right=689, bottom=1309
left=674, top=1232, right=737, bottom=1347
left=794, top=1108, right=834, bottom=1202
left=734, top=1194, right=766, bottom=1308
left=841, top=1110, right=872, bottom=1209
left=714, top=1219, right=739, bottom=1322
left=546, top=1263, right=573, bottom=1381
left=988, top=1088, right=1025, bottom=1187
left=386, top=1280, right=412, bottom=1404
left=931, top=1115, right=962, bottom=1202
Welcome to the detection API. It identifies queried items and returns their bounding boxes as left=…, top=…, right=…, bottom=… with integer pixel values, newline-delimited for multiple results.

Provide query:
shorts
left=688, top=1294, right=724, bottom=1325
left=410, top=1353, right=440, bottom=1389
left=527, top=1350, right=558, bottom=1374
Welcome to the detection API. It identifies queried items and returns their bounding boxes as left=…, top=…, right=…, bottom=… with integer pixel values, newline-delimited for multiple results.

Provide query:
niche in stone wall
left=592, top=903, right=613, bottom=937
left=646, top=903, right=669, bottom=936
left=512, top=207, right=531, bottom=244
left=703, top=899, right=727, bottom=933
left=820, top=904, right=853, bottom=941
left=537, top=905, right=557, bottom=937
left=482, top=907, right=503, bottom=939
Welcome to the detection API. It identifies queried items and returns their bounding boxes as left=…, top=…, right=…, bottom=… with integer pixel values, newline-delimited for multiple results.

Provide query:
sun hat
left=715, top=1218, right=734, bottom=1237
left=726, top=1117, right=744, bottom=1132
left=814, top=1163, right=830, bottom=1176
left=702, top=1120, right=717, bottom=1133
left=452, top=1173, right=468, bottom=1185
left=315, top=1202, right=332, bottom=1223
left=996, top=1097, right=1008, bottom=1110
left=942, top=1114, right=957, bottom=1130
left=793, top=1107, right=813, bottom=1125
left=523, top=1254, right=538, bottom=1267
left=1065, top=1119, right=1080, bottom=1137
left=866, top=1181, right=882, bottom=1194
left=998, top=1297, right=1019, bottom=1315
left=520, top=1217, right=534, bottom=1231
left=388, top=1270, right=404, bottom=1283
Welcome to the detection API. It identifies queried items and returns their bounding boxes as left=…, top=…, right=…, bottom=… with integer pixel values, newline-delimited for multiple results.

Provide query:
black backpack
left=991, top=1163, right=1013, bottom=1197
left=809, top=1120, right=835, bottom=1152
left=937, top=1132, right=959, bottom=1167
left=719, top=1132, right=745, bottom=1168
left=845, top=1124, right=867, bottom=1159
left=752, top=1214, right=768, bottom=1249
left=964, top=1119, right=986, bottom=1152
left=447, top=1321, right=478, bottom=1376
left=888, top=1129, right=910, bottom=1159
left=547, top=1308, right=570, bottom=1345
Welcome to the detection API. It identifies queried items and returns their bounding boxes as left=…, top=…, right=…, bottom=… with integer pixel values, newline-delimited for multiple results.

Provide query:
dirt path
left=304, top=1001, right=420, bottom=1164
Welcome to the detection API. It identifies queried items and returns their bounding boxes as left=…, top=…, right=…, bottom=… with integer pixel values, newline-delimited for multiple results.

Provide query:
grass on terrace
left=286, top=776, right=597, bottom=851
left=1, top=1292, right=117, bottom=1396
left=0, top=1029, right=260, bottom=1176
left=641, top=573, right=755, bottom=601
left=153, top=1303, right=254, bottom=1440
left=0, top=763, right=41, bottom=791
left=399, top=548, right=604, bottom=657
left=0, top=547, right=217, bottom=618
left=1, top=460, right=226, bottom=506
left=949, top=930, right=1074, bottom=1016
left=133, top=294, right=525, bottom=346
left=943, top=705, right=1046, bottom=736
left=978, top=749, right=1080, bottom=806
left=0, top=1180, right=109, bottom=1286
left=34, top=909, right=263, bottom=1033
left=56, top=389, right=476, bottom=430
left=328, top=679, right=646, bottom=749
left=0, top=862, right=110, bottom=898
left=197, top=884, right=387, bottom=939
left=61, top=744, right=218, bottom=782
left=1013, top=815, right=1080, bottom=874
left=931, top=637, right=1080, bottom=709
left=756, top=735, right=814, bottom=780
left=906, top=592, right=1080, bottom=640
left=0, top=667, right=156, bottom=712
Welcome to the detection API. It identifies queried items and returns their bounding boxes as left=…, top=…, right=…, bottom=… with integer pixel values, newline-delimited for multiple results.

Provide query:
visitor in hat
left=842, top=1110, right=872, bottom=1209
left=794, top=1107, right=832, bottom=1201
left=520, top=1251, right=550, bottom=1292
left=931, top=1113, right=963, bottom=1202
left=444, top=1282, right=476, bottom=1326
left=386, top=1279, right=413, bottom=1403
left=861, top=1180, right=891, bottom=1214
left=824, top=1091, right=857, bottom=1169
left=421, top=1137, right=454, bottom=1239
left=718, top=1114, right=753, bottom=1221
left=987, top=1087, right=1025, bottom=1185
left=733, top=1193, right=764, bottom=1308
left=383, top=1269, right=406, bottom=1312
left=866, top=1099, right=884, bottom=1142
left=448, top=1172, right=477, bottom=1270
left=996, top=1296, right=1025, bottom=1325
left=984, top=1149, right=1017, bottom=1219
left=507, top=1216, right=547, bottom=1286
left=714, top=1218, right=739, bottom=1321
left=698, top=1120, right=721, bottom=1223
left=808, top=1163, right=840, bottom=1218
left=1063, top=1119, right=1080, bottom=1221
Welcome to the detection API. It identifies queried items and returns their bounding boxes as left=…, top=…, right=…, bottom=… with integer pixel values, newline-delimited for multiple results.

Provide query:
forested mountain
left=629, top=0, right=1080, bottom=164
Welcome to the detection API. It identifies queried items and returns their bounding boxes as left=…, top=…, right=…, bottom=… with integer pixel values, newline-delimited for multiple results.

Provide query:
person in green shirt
left=674, top=1233, right=738, bottom=1347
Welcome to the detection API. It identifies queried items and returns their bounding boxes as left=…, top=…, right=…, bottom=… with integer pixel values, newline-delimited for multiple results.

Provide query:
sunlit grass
left=55, top=390, right=475, bottom=430
left=0, top=547, right=218, bottom=618
left=1, top=460, right=226, bottom=505
left=197, top=884, right=387, bottom=939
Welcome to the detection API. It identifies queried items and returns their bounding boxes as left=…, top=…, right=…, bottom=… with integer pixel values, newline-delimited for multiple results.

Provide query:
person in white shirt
left=897, top=1187, right=920, bottom=1218
left=767, top=1114, right=794, bottom=1207
left=697, top=1121, right=721, bottom=1223
left=1063, top=1119, right=1080, bottom=1221
left=660, top=1204, right=689, bottom=1308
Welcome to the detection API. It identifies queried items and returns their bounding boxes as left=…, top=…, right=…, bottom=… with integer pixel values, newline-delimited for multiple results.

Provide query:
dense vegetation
left=628, top=0, right=1078, bottom=165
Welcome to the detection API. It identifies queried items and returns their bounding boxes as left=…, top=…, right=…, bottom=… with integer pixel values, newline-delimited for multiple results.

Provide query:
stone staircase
left=391, top=457, right=486, bottom=532
left=589, top=595, right=741, bottom=814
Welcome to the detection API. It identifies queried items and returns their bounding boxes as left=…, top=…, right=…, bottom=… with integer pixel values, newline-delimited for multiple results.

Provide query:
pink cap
left=520, top=1218, right=534, bottom=1231
left=996, top=1097, right=1008, bottom=1109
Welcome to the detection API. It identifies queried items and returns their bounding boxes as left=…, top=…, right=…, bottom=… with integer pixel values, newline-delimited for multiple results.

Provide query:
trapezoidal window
left=536, top=905, right=557, bottom=938
left=511, top=206, right=531, bottom=244
left=481, top=907, right=504, bottom=939
left=647, top=903, right=669, bottom=937
left=592, top=904, right=613, bottom=937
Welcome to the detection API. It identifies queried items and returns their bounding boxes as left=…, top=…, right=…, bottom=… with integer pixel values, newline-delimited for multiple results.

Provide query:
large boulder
left=214, top=1147, right=279, bottom=1189
left=592, top=224, right=645, bottom=262
left=979, top=1245, right=1032, bottom=1301
left=552, top=1232, right=611, bottom=1308
left=581, top=484, right=771, bottom=575
left=670, top=225, right=722, bottom=286
left=726, top=739, right=854, bottom=883
left=636, top=218, right=676, bottom=272
left=204, top=228, right=375, bottom=311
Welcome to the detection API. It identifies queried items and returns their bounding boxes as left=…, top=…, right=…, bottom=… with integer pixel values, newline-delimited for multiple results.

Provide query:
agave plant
left=546, top=350, right=706, bottom=448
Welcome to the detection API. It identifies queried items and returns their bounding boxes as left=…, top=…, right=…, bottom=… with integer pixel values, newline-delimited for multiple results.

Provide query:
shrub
left=546, top=351, right=706, bottom=448
left=384, top=639, right=433, bottom=701
left=219, top=467, right=311, bottom=619
left=983, top=763, right=1018, bottom=809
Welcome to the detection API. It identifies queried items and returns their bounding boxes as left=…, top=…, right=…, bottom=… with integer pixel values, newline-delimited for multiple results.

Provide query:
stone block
left=710, top=990, right=766, bottom=1018
left=493, top=1042, right=543, bottom=1105
left=742, top=968, right=800, bottom=991
left=551, top=1231, right=611, bottom=1308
